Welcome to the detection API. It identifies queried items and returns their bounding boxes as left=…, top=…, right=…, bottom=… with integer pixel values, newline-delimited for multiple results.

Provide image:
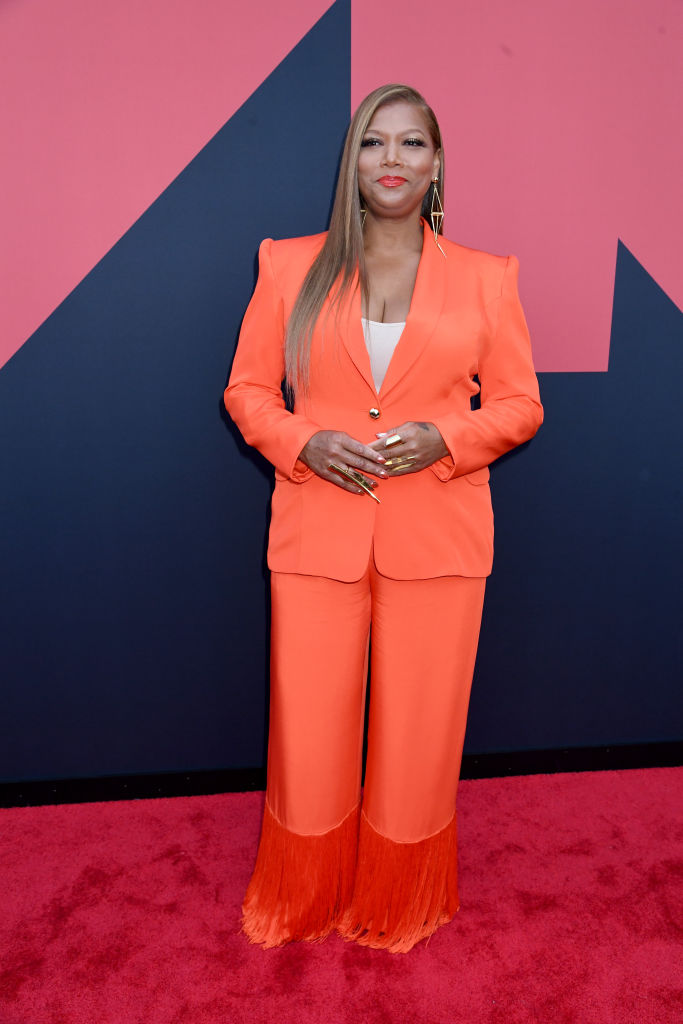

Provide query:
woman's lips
left=377, top=176, right=407, bottom=187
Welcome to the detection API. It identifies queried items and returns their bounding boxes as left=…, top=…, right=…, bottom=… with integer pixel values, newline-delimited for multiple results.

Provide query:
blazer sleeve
left=431, top=254, right=543, bottom=479
left=224, top=238, right=321, bottom=482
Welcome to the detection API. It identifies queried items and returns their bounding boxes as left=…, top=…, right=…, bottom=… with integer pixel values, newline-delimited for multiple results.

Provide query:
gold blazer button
left=369, top=407, right=380, bottom=419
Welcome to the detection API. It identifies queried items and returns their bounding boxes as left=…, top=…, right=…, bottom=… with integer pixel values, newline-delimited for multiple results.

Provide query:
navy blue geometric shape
left=2, top=7, right=682, bottom=781
left=466, top=241, right=683, bottom=753
left=0, top=0, right=351, bottom=782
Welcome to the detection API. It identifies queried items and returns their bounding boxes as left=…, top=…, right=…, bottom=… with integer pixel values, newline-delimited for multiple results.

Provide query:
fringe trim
left=337, top=809, right=460, bottom=953
left=241, top=801, right=360, bottom=948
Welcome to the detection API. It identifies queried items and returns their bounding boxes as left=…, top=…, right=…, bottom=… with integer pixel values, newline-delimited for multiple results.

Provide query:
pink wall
left=0, top=0, right=331, bottom=370
left=2, top=0, right=681, bottom=372
left=352, top=0, right=683, bottom=371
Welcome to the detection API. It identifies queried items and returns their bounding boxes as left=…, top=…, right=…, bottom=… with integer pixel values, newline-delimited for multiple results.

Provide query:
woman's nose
left=382, top=141, right=402, bottom=165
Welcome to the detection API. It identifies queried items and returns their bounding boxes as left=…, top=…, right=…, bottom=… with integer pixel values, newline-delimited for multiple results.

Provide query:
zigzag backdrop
left=1, top=1, right=681, bottom=783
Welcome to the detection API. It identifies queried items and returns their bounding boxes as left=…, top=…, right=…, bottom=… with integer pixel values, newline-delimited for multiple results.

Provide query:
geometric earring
left=430, top=178, right=446, bottom=257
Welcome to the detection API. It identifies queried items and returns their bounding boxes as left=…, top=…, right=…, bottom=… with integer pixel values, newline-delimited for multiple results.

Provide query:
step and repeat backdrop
left=1, top=0, right=681, bottom=782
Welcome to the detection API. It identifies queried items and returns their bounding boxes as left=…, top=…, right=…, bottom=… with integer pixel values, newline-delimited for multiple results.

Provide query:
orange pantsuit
left=225, top=222, right=543, bottom=951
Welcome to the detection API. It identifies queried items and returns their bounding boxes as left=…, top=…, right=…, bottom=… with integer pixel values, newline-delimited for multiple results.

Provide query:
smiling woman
left=358, top=102, right=440, bottom=223
left=359, top=102, right=441, bottom=326
left=224, top=83, right=543, bottom=952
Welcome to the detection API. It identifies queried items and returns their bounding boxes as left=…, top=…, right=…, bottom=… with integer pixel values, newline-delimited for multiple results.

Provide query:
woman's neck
left=362, top=213, right=423, bottom=255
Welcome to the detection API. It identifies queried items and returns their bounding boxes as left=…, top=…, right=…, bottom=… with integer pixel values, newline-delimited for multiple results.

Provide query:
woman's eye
left=404, top=138, right=426, bottom=146
left=360, top=138, right=381, bottom=147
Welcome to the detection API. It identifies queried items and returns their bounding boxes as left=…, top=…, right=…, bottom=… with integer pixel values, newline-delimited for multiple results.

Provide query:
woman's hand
left=368, top=421, right=449, bottom=475
left=299, top=430, right=389, bottom=494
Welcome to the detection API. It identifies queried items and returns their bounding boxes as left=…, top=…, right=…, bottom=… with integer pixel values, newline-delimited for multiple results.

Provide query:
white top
left=361, top=318, right=406, bottom=392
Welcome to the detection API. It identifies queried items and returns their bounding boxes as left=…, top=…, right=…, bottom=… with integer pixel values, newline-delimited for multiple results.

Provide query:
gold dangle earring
left=360, top=204, right=367, bottom=229
left=430, top=178, right=446, bottom=257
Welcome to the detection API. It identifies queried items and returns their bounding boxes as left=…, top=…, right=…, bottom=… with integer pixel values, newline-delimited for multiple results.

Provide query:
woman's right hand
left=299, top=430, right=389, bottom=494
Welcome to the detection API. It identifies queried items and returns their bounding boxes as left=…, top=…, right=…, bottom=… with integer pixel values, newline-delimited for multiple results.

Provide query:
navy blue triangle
left=0, top=0, right=350, bottom=780
left=467, top=240, right=683, bottom=753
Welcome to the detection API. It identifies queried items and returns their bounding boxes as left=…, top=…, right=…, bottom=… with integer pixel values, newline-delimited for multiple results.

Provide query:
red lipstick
left=377, top=176, right=407, bottom=187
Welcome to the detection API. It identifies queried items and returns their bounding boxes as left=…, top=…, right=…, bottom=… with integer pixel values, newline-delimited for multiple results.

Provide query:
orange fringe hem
left=336, top=809, right=460, bottom=953
left=241, top=801, right=360, bottom=948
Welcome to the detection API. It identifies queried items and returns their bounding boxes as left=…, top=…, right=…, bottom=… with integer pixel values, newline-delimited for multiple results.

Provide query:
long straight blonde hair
left=285, top=83, right=444, bottom=396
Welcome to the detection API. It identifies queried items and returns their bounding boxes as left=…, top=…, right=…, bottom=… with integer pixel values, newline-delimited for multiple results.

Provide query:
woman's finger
left=369, top=433, right=402, bottom=449
left=327, top=463, right=380, bottom=497
left=338, top=452, right=388, bottom=478
left=385, top=453, right=418, bottom=469
left=387, top=460, right=419, bottom=474
left=339, top=439, right=388, bottom=477
left=343, top=436, right=387, bottom=465
left=368, top=425, right=413, bottom=452
left=325, top=466, right=365, bottom=493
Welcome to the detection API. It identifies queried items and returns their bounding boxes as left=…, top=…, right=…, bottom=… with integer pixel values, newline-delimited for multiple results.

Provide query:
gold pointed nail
left=329, top=463, right=381, bottom=502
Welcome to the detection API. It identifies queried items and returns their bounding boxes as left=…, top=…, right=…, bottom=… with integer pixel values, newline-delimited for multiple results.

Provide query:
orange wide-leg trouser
left=242, top=553, right=486, bottom=953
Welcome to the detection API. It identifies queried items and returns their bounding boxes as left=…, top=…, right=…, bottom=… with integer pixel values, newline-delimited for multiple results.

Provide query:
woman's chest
left=363, top=252, right=421, bottom=323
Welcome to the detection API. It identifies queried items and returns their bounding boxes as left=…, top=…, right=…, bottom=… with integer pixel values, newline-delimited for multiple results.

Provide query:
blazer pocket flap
left=463, top=466, right=490, bottom=486
left=428, top=456, right=456, bottom=482
left=275, top=463, right=315, bottom=484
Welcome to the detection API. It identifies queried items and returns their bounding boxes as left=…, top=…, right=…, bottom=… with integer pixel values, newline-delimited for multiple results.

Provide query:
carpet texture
left=1, top=767, right=681, bottom=1023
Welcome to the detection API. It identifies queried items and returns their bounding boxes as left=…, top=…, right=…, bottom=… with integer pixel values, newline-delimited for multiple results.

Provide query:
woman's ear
left=433, top=149, right=442, bottom=181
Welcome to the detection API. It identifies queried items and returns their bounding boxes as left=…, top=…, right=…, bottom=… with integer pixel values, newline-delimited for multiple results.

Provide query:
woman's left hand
left=367, top=421, right=449, bottom=475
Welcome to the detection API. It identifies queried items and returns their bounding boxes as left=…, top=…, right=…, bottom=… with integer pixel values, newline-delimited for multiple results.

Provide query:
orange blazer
left=225, top=223, right=543, bottom=581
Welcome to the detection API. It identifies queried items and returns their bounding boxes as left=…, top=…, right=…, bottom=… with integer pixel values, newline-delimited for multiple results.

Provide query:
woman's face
left=357, top=100, right=440, bottom=223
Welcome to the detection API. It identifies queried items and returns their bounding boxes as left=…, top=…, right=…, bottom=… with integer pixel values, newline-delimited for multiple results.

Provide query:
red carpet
left=1, top=767, right=681, bottom=1023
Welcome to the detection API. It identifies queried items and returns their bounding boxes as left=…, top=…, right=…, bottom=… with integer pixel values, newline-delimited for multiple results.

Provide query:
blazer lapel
left=379, top=222, right=448, bottom=400
left=340, top=277, right=377, bottom=394
left=335, top=220, right=448, bottom=397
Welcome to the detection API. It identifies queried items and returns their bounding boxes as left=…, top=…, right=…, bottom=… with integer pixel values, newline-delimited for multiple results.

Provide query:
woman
left=225, top=83, right=543, bottom=953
